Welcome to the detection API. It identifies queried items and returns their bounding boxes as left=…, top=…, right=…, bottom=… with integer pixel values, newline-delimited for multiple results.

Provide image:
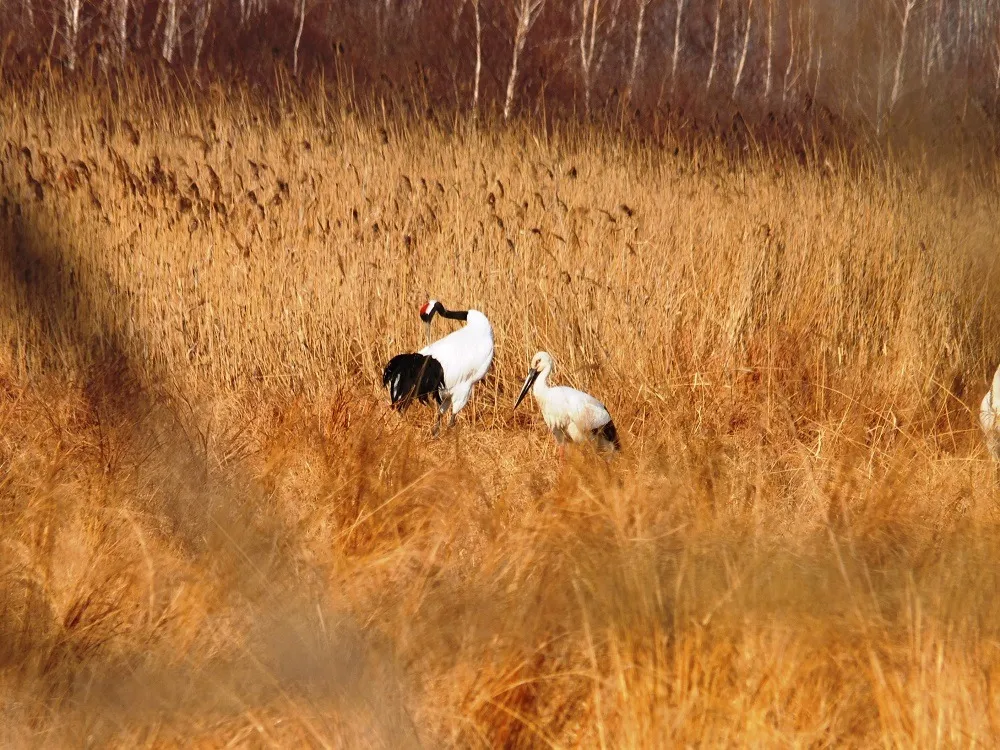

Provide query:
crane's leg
left=433, top=395, right=452, bottom=437
left=448, top=385, right=472, bottom=430
left=553, top=429, right=568, bottom=462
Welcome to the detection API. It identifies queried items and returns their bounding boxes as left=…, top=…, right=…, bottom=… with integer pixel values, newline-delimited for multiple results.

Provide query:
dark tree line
left=5, top=0, right=1000, bottom=136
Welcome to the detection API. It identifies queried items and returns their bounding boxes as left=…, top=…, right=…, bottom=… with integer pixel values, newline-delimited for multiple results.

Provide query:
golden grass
left=2, top=75, right=1000, bottom=747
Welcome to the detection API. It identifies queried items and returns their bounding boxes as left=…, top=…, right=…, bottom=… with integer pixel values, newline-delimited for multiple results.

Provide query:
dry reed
left=1, top=74, right=1000, bottom=747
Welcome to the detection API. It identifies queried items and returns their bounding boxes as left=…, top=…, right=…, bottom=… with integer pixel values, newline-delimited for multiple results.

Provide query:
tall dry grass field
left=2, top=74, right=1000, bottom=747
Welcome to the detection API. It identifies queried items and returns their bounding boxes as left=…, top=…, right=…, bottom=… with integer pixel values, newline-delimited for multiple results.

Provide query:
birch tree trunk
left=504, top=0, right=545, bottom=121
left=472, top=0, right=482, bottom=116
left=115, top=0, right=129, bottom=61
left=62, top=0, right=82, bottom=69
left=579, top=0, right=599, bottom=116
left=782, top=3, right=796, bottom=103
left=161, top=0, right=178, bottom=63
left=193, top=0, right=212, bottom=70
left=812, top=43, right=822, bottom=101
left=764, top=0, right=773, bottom=98
left=670, top=0, right=686, bottom=93
left=706, top=0, right=724, bottom=93
left=732, top=0, right=753, bottom=100
left=293, top=0, right=307, bottom=75
left=890, top=0, right=917, bottom=110
left=627, top=0, right=650, bottom=100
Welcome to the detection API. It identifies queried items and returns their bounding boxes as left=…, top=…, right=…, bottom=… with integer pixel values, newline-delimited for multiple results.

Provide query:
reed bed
left=1, top=75, right=1000, bottom=747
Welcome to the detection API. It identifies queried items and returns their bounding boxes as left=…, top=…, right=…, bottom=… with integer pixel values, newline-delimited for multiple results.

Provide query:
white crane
left=513, top=351, right=620, bottom=454
left=980, top=363, right=1000, bottom=460
left=383, top=300, right=494, bottom=434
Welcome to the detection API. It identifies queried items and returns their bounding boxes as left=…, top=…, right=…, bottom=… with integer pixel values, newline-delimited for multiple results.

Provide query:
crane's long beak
left=423, top=319, right=431, bottom=348
left=514, top=368, right=539, bottom=410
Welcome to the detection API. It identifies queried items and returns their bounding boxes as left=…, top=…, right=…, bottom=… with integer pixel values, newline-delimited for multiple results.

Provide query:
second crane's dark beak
left=514, top=368, right=539, bottom=410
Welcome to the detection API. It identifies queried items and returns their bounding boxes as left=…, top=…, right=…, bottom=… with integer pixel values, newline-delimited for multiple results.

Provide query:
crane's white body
left=981, top=364, right=1000, bottom=460
left=517, top=352, right=617, bottom=449
left=420, top=309, right=494, bottom=419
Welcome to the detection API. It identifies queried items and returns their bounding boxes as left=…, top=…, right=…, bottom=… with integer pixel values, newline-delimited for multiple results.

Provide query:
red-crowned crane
left=981, top=363, right=1000, bottom=460
left=383, top=300, right=494, bottom=434
left=514, top=351, right=620, bottom=454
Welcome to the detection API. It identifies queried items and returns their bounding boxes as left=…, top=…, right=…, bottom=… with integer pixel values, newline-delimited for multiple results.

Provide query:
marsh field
left=2, top=72, right=1000, bottom=747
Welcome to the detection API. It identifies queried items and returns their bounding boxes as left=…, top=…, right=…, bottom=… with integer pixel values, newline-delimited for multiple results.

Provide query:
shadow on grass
left=0, top=189, right=420, bottom=746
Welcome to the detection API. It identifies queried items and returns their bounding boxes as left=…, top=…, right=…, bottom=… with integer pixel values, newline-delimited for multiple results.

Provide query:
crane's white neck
left=533, top=362, right=552, bottom=395
left=464, top=309, right=492, bottom=331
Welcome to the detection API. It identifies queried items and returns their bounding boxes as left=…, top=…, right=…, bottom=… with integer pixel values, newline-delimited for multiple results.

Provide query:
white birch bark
left=504, top=0, right=545, bottom=121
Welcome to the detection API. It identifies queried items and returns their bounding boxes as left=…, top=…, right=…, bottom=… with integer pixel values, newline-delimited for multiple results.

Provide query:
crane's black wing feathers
left=383, top=353, right=445, bottom=411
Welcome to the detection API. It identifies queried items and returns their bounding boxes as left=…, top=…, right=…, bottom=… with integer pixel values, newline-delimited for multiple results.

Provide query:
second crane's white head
left=514, top=351, right=554, bottom=409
